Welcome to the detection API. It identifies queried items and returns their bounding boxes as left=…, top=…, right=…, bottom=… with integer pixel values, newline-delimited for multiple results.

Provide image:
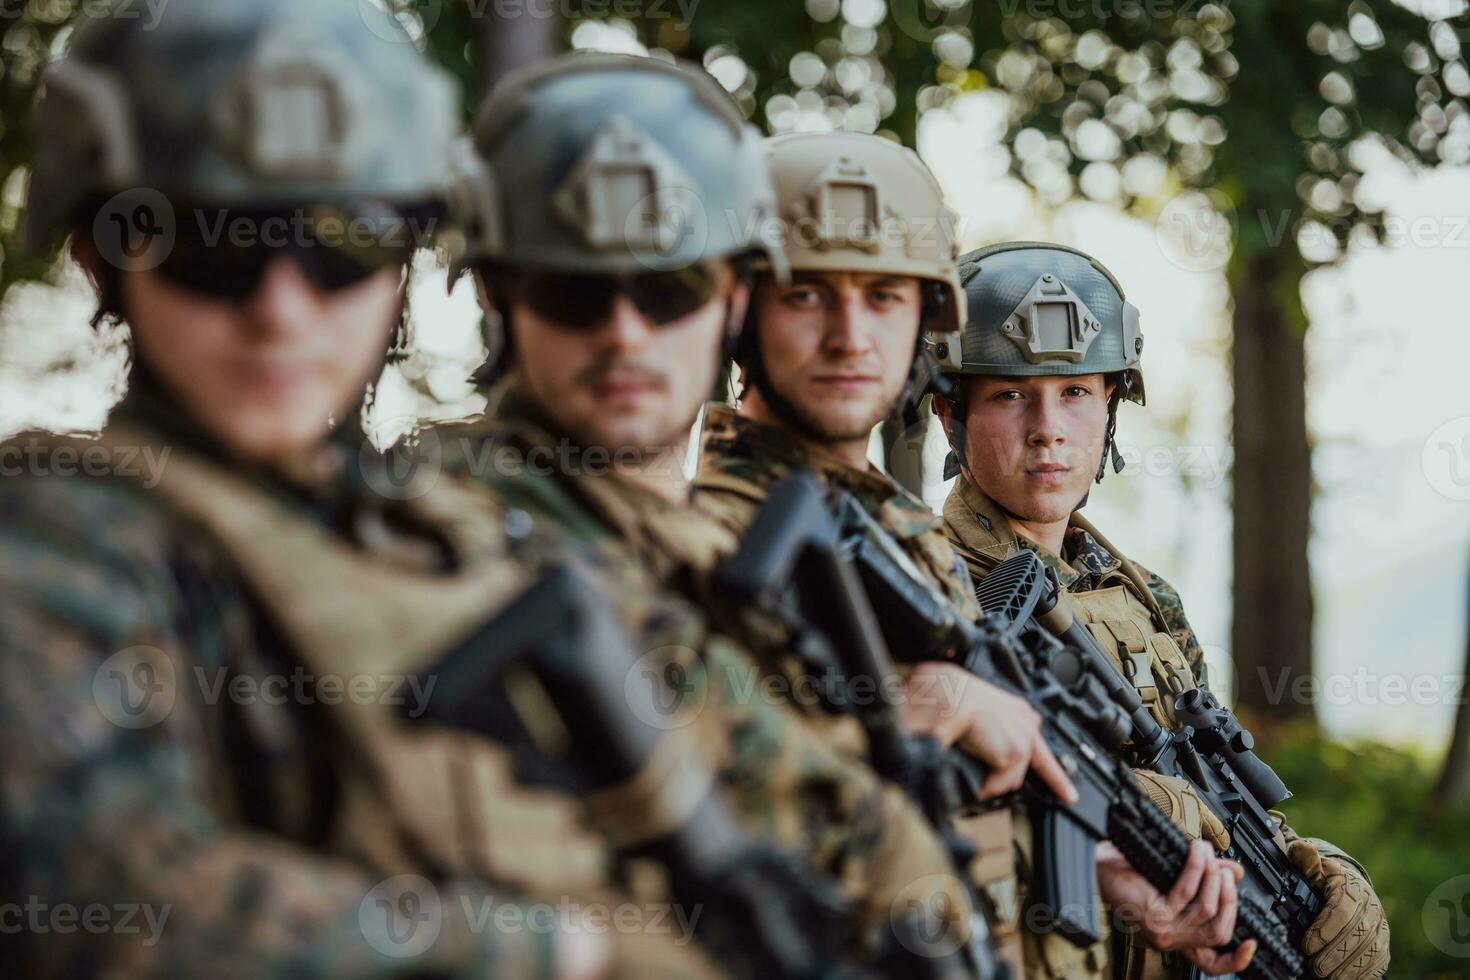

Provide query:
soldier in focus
left=931, top=242, right=1390, bottom=980
left=686, top=132, right=1092, bottom=976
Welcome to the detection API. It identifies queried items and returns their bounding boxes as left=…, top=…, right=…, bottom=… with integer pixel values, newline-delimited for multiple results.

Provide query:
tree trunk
left=1432, top=553, right=1470, bottom=805
left=1230, top=247, right=1316, bottom=733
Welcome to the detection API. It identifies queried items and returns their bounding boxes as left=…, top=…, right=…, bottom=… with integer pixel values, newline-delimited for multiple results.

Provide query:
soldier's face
left=505, top=264, right=745, bottom=455
left=950, top=374, right=1114, bottom=525
left=122, top=259, right=400, bottom=461
left=747, top=271, right=922, bottom=443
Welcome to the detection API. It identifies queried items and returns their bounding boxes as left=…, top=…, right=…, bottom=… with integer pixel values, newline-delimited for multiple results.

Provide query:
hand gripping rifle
left=716, top=476, right=1012, bottom=980
left=827, top=482, right=1323, bottom=980
left=400, top=565, right=966, bottom=979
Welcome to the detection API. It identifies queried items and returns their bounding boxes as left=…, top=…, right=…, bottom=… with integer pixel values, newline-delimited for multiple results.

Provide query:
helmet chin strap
left=1093, top=376, right=1129, bottom=484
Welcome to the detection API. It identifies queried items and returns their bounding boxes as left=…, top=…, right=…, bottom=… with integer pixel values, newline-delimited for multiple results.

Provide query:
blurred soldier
left=0, top=2, right=738, bottom=977
left=932, top=242, right=1389, bottom=980
left=689, top=131, right=1084, bottom=975
left=441, top=52, right=983, bottom=962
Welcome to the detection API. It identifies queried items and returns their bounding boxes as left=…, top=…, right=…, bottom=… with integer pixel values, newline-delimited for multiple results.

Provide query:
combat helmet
left=736, top=131, right=964, bottom=427
left=937, top=242, right=1146, bottom=481
left=453, top=52, right=784, bottom=278
left=451, top=51, right=787, bottom=377
left=26, top=0, right=460, bottom=257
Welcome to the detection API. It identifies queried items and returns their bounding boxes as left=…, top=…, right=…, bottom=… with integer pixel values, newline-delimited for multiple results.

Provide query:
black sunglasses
left=151, top=202, right=429, bottom=300
left=490, top=261, right=729, bottom=331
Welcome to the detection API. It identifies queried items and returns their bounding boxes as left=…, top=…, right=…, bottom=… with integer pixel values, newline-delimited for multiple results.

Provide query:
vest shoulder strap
left=1069, top=512, right=1167, bottom=626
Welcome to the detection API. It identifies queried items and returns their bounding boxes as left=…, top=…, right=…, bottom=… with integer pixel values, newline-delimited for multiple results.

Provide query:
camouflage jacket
left=437, top=384, right=975, bottom=939
left=941, top=477, right=1386, bottom=973
left=941, top=476, right=1207, bottom=686
left=0, top=390, right=561, bottom=980
left=692, top=404, right=981, bottom=619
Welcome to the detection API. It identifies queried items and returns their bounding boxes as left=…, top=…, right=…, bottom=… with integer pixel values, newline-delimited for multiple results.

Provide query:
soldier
left=687, top=131, right=1095, bottom=975
left=441, top=52, right=984, bottom=965
left=931, top=242, right=1390, bottom=979
left=0, top=2, right=743, bottom=977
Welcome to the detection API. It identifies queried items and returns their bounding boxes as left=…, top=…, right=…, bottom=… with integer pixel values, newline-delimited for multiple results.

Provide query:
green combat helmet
left=25, top=0, right=460, bottom=277
left=449, top=51, right=787, bottom=370
left=935, top=242, right=1146, bottom=481
left=453, top=52, right=783, bottom=276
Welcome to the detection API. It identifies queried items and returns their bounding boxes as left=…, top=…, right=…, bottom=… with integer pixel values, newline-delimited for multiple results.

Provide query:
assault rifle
left=720, top=475, right=1316, bottom=980
left=401, top=566, right=968, bottom=979
left=717, top=476, right=1006, bottom=980
left=829, top=483, right=1324, bottom=980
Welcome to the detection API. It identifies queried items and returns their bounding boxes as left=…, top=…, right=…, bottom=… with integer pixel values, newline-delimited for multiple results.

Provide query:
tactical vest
left=44, top=423, right=665, bottom=900
left=692, top=423, right=1022, bottom=974
left=942, top=480, right=1208, bottom=980
left=1042, top=518, right=1197, bottom=980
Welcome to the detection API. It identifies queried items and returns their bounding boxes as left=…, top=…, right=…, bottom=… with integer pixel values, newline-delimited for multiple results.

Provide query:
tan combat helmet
left=739, top=132, right=965, bottom=424
left=761, top=131, right=964, bottom=339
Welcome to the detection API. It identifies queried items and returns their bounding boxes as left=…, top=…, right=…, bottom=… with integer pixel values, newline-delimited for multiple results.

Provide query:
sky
left=1, top=80, right=1466, bottom=752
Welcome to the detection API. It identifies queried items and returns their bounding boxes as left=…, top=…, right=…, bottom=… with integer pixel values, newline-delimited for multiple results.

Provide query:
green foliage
left=1269, top=727, right=1470, bottom=979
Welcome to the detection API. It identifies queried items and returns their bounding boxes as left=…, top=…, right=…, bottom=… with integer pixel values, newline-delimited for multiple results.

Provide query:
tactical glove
left=1286, top=837, right=1390, bottom=980
left=1131, top=769, right=1232, bottom=852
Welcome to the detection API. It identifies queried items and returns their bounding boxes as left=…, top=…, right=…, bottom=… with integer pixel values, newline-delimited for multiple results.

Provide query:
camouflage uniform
left=938, top=243, right=1389, bottom=980
left=437, top=385, right=975, bottom=938
left=694, top=403, right=980, bottom=618
left=3, top=1, right=737, bottom=975
left=0, top=394, right=570, bottom=979
left=942, top=478, right=1206, bottom=686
